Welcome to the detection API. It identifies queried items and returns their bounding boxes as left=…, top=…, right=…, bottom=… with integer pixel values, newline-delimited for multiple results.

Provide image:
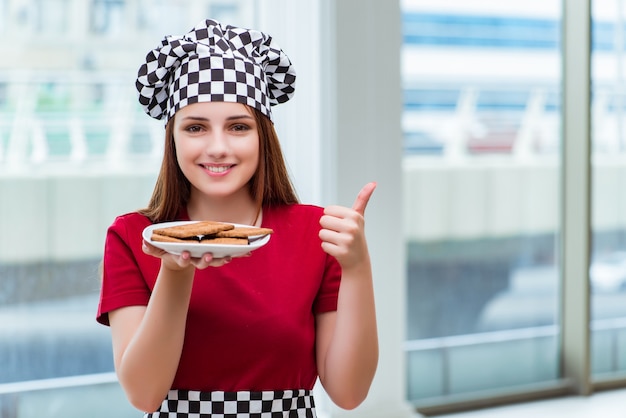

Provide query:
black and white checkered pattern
left=144, top=389, right=316, bottom=417
left=136, top=19, right=296, bottom=122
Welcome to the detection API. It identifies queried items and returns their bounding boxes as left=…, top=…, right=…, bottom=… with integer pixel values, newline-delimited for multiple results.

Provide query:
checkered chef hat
left=136, top=19, right=296, bottom=122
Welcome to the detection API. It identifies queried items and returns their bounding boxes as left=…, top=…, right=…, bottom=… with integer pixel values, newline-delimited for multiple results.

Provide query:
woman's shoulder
left=109, top=211, right=152, bottom=233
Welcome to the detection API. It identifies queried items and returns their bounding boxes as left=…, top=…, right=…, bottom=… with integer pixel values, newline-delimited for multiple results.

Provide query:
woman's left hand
left=142, top=240, right=233, bottom=270
left=319, top=182, right=376, bottom=270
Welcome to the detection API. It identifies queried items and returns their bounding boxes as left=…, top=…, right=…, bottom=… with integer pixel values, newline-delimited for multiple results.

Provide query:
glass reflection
left=402, top=0, right=562, bottom=402
left=591, top=0, right=626, bottom=379
left=0, top=2, right=252, bottom=416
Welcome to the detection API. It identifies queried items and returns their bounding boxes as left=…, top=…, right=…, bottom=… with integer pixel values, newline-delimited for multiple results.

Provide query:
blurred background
left=1, top=0, right=625, bottom=417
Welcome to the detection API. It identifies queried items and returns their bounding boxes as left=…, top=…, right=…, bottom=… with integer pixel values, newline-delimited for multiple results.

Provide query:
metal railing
left=405, top=317, right=626, bottom=401
left=0, top=74, right=164, bottom=175
left=0, top=373, right=136, bottom=418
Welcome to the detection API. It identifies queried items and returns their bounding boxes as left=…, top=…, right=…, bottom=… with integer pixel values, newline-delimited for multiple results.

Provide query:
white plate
left=142, top=221, right=271, bottom=258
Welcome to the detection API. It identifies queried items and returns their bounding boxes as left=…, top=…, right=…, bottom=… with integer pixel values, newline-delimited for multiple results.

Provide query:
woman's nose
left=206, top=131, right=229, bottom=156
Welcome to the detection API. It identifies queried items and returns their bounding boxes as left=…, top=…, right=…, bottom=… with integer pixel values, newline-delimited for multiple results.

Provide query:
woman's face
left=172, top=101, right=260, bottom=200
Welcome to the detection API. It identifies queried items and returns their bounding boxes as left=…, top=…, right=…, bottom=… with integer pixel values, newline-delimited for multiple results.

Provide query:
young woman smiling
left=97, top=19, right=378, bottom=418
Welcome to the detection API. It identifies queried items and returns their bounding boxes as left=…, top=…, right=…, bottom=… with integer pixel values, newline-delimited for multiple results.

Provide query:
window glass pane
left=90, top=0, right=126, bottom=36
left=591, top=0, right=626, bottom=379
left=402, top=0, right=563, bottom=404
left=0, top=1, right=5, bottom=34
left=0, top=1, right=250, bottom=415
left=135, top=0, right=187, bottom=34
left=35, top=0, right=69, bottom=35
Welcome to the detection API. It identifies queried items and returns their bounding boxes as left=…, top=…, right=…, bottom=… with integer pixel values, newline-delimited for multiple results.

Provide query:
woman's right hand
left=142, top=239, right=232, bottom=270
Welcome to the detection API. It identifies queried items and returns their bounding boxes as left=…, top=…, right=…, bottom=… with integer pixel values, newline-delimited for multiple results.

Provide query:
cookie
left=153, top=221, right=234, bottom=239
left=151, top=233, right=198, bottom=243
left=200, top=237, right=249, bottom=245
left=215, top=227, right=274, bottom=238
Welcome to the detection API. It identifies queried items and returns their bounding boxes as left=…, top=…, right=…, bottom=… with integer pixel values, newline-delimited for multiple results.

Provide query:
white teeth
left=205, top=165, right=230, bottom=173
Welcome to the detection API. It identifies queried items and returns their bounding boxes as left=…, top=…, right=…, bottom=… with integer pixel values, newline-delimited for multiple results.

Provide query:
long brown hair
left=139, top=107, right=299, bottom=223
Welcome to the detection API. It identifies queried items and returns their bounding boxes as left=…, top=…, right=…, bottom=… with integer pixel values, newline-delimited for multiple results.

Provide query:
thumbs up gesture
left=319, top=182, right=376, bottom=270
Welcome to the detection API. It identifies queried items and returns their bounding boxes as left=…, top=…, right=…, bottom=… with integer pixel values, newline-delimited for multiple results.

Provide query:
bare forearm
left=115, top=268, right=194, bottom=411
left=321, top=262, right=379, bottom=409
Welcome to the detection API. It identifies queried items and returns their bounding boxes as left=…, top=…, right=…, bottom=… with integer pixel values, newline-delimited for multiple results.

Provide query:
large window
left=402, top=0, right=564, bottom=405
left=404, top=0, right=626, bottom=412
left=591, top=0, right=626, bottom=380
left=0, top=1, right=252, bottom=416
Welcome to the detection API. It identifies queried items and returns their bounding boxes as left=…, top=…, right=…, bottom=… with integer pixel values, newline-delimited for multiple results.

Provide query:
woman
left=97, top=19, right=378, bottom=417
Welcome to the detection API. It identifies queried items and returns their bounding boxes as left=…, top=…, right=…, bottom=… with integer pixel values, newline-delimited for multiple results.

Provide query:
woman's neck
left=186, top=190, right=260, bottom=226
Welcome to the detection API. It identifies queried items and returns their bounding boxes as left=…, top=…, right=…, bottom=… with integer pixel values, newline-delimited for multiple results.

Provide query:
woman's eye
left=186, top=125, right=203, bottom=133
left=231, top=124, right=250, bottom=132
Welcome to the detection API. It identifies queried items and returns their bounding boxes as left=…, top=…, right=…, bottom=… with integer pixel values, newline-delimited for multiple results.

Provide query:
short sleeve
left=312, top=253, right=341, bottom=314
left=96, top=214, right=154, bottom=326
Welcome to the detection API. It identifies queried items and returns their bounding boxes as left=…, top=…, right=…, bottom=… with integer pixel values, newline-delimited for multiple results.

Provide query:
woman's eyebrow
left=180, top=116, right=209, bottom=122
left=227, top=114, right=254, bottom=120
left=180, top=114, right=254, bottom=122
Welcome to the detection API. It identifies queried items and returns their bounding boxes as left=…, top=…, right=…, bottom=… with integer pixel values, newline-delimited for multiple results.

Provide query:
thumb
left=352, top=182, right=377, bottom=216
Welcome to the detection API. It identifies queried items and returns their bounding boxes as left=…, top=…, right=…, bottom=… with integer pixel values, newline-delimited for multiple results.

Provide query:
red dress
left=97, top=204, right=341, bottom=393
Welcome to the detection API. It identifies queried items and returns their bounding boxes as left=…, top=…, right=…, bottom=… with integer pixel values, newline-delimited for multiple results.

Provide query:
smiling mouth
left=202, top=165, right=233, bottom=173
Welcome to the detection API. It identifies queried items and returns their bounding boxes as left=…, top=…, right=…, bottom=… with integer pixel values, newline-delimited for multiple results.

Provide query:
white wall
left=323, top=1, right=417, bottom=417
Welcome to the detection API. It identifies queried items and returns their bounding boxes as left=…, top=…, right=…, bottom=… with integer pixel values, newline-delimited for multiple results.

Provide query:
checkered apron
left=144, top=389, right=316, bottom=417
